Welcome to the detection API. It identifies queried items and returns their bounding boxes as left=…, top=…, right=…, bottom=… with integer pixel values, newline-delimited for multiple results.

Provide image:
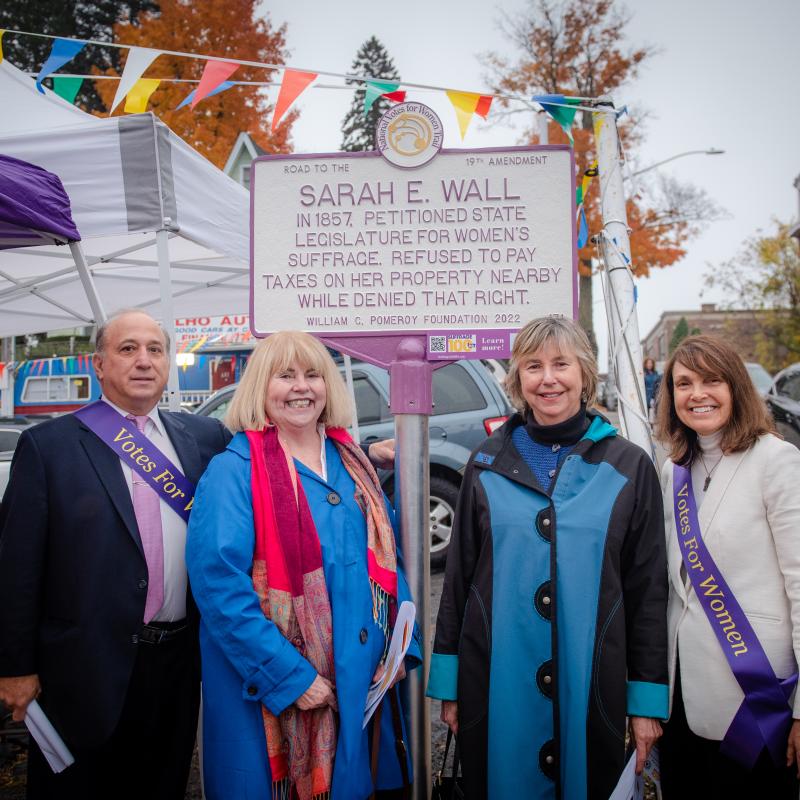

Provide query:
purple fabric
left=0, top=153, right=81, bottom=248
left=673, top=463, right=796, bottom=768
left=74, top=401, right=195, bottom=523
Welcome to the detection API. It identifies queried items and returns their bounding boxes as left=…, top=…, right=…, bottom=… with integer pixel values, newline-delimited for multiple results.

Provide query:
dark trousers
left=26, top=625, right=199, bottom=800
left=660, top=663, right=799, bottom=800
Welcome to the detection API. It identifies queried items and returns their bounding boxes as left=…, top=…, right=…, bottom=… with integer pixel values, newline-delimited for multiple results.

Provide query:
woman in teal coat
left=186, top=331, right=420, bottom=800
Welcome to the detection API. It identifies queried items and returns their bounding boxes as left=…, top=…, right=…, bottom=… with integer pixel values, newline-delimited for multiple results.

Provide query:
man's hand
left=630, top=716, right=662, bottom=775
left=785, top=719, right=800, bottom=777
left=367, top=439, right=395, bottom=470
left=372, top=660, right=406, bottom=690
left=296, top=674, right=338, bottom=711
left=0, top=674, right=41, bottom=721
left=441, top=700, right=458, bottom=735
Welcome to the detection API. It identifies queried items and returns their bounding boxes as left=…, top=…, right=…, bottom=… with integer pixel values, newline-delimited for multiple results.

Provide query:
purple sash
left=673, top=463, right=797, bottom=768
left=75, top=401, right=195, bottom=522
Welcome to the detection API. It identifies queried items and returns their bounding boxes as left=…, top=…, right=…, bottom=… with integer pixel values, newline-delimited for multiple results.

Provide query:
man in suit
left=0, top=309, right=231, bottom=799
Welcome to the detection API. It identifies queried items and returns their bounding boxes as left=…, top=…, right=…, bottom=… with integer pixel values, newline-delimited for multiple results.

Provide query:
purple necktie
left=127, top=414, right=164, bottom=623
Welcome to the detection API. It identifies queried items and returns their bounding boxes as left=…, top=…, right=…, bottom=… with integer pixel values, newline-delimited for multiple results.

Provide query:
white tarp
left=0, top=60, right=250, bottom=337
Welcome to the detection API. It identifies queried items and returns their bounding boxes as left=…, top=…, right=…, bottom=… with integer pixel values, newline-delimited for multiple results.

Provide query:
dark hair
left=655, top=334, right=775, bottom=465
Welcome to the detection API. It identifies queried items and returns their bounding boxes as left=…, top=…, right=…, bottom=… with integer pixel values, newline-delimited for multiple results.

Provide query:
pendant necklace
left=699, top=452, right=724, bottom=491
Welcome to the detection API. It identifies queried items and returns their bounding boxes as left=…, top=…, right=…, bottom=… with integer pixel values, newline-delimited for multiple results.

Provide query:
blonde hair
left=224, top=331, right=353, bottom=432
left=505, top=316, right=597, bottom=412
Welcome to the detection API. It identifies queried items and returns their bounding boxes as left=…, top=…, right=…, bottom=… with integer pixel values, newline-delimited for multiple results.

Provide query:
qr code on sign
left=429, top=336, right=446, bottom=353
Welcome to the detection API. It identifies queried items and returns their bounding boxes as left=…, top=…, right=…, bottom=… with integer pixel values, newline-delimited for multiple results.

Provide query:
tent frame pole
left=156, top=227, right=181, bottom=412
left=69, top=241, right=107, bottom=325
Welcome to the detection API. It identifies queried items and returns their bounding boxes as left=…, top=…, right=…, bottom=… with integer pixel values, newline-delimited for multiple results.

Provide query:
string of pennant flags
left=0, top=27, right=609, bottom=140
left=0, top=28, right=604, bottom=246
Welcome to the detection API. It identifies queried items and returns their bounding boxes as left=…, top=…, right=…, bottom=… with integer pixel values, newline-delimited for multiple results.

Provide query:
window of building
left=241, top=165, right=251, bottom=190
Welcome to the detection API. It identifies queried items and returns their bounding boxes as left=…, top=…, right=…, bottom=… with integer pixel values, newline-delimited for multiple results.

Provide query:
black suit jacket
left=0, top=408, right=231, bottom=749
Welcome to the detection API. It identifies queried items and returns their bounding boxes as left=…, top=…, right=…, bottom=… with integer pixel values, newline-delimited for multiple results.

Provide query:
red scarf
left=246, top=426, right=398, bottom=800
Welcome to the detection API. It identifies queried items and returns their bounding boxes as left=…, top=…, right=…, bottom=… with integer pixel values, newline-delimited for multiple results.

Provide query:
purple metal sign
left=249, top=142, right=577, bottom=373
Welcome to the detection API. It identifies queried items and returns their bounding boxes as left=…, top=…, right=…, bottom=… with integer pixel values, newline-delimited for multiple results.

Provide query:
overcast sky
left=257, top=0, right=800, bottom=366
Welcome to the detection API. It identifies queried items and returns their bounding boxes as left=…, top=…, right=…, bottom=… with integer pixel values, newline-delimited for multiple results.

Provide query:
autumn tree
left=341, top=37, right=400, bottom=152
left=484, top=0, right=722, bottom=348
left=705, top=220, right=800, bottom=371
left=93, top=0, right=294, bottom=168
left=0, top=0, right=156, bottom=112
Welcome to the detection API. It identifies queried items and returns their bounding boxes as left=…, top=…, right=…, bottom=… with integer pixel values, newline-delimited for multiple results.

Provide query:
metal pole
left=156, top=225, right=181, bottom=412
left=390, top=337, right=432, bottom=800
left=343, top=354, right=360, bottom=442
left=69, top=241, right=107, bottom=324
left=593, top=101, right=654, bottom=458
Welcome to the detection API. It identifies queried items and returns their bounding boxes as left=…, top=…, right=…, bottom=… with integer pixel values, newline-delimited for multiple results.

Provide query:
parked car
left=745, top=362, right=773, bottom=397
left=0, top=416, right=43, bottom=501
left=765, top=363, right=800, bottom=449
left=195, top=359, right=513, bottom=568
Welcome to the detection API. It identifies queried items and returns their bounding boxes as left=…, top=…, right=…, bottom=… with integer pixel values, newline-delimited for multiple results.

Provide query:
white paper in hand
left=24, top=699, right=75, bottom=773
left=608, top=751, right=645, bottom=800
left=362, top=600, right=416, bottom=728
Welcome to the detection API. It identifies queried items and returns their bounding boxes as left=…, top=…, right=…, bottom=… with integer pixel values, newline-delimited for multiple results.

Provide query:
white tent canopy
left=0, top=60, right=250, bottom=339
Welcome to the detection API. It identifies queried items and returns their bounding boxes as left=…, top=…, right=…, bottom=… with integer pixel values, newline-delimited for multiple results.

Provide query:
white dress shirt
left=102, top=398, right=187, bottom=621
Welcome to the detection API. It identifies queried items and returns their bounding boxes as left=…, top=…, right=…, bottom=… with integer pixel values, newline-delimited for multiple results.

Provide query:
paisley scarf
left=246, top=425, right=398, bottom=800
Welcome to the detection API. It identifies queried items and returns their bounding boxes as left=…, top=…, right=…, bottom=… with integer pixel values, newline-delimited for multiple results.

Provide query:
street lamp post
left=628, top=148, right=724, bottom=179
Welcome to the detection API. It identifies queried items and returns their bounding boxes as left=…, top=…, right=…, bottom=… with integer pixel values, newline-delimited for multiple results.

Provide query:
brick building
left=641, top=303, right=777, bottom=365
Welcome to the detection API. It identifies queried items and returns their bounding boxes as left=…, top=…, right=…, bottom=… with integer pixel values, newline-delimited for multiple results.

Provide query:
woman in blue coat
left=186, top=331, right=420, bottom=800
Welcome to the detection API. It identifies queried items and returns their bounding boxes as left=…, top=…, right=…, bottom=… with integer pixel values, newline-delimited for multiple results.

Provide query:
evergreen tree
left=341, top=37, right=400, bottom=152
left=669, top=317, right=690, bottom=354
left=0, top=1, right=157, bottom=112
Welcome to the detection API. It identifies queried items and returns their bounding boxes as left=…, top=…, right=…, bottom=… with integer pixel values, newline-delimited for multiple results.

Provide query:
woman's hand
left=630, top=716, right=662, bottom=775
left=441, top=700, right=458, bottom=735
left=367, top=439, right=395, bottom=470
left=786, top=719, right=800, bottom=776
left=296, top=674, right=338, bottom=711
left=372, top=660, right=406, bottom=689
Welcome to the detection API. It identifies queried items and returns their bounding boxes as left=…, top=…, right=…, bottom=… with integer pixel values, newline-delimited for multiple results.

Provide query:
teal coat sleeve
left=186, top=442, right=316, bottom=715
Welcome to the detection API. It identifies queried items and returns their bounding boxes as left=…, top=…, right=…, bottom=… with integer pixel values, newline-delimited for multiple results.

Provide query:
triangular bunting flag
left=124, top=78, right=161, bottom=113
left=475, top=95, right=493, bottom=119
left=0, top=30, right=5, bottom=64
left=36, top=38, right=86, bottom=94
left=363, top=80, right=400, bottom=114
left=52, top=76, right=84, bottom=105
left=272, top=69, right=318, bottom=131
left=533, top=94, right=581, bottom=143
left=577, top=206, right=589, bottom=249
left=446, top=90, right=481, bottom=139
left=176, top=80, right=235, bottom=110
left=110, top=47, right=161, bottom=113
left=383, top=90, right=406, bottom=103
left=192, top=60, right=239, bottom=109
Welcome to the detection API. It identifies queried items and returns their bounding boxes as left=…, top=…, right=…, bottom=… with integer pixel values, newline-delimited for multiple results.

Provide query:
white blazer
left=662, top=433, right=800, bottom=740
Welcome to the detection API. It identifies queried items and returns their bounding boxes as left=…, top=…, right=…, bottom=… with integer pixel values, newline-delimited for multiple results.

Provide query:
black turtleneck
left=524, top=403, right=590, bottom=446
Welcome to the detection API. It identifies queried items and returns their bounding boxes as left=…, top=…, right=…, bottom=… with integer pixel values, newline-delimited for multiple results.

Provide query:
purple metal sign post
left=322, top=331, right=434, bottom=800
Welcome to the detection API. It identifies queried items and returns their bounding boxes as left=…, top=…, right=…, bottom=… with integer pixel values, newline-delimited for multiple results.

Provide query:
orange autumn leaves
left=92, top=0, right=294, bottom=168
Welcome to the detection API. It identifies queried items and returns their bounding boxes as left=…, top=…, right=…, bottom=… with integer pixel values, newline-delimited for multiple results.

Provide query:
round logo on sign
left=376, top=102, right=444, bottom=169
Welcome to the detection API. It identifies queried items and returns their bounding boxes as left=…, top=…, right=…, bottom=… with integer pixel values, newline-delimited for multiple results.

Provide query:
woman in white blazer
left=656, top=335, right=800, bottom=798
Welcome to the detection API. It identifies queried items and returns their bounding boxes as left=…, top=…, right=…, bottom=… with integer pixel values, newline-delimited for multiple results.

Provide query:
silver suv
left=194, top=359, right=512, bottom=569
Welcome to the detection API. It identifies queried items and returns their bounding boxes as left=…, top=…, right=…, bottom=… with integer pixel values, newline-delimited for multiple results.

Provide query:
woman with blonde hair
left=186, top=331, right=420, bottom=799
left=656, top=334, right=800, bottom=797
left=427, top=316, right=668, bottom=799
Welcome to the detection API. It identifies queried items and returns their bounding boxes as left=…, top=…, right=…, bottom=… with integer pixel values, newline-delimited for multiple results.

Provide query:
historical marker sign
left=250, top=107, right=576, bottom=359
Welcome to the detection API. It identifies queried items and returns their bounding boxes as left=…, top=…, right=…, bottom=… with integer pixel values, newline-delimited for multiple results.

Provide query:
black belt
left=138, top=619, right=188, bottom=645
